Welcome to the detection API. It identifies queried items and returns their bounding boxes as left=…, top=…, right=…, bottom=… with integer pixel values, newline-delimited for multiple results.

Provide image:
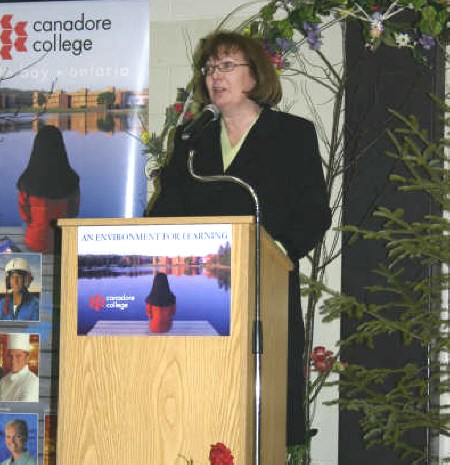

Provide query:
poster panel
left=0, top=2, right=150, bottom=463
left=0, top=0, right=150, bottom=229
left=77, top=224, right=232, bottom=336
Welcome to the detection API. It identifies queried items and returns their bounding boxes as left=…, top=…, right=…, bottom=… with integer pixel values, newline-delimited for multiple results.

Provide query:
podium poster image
left=77, top=224, right=232, bottom=336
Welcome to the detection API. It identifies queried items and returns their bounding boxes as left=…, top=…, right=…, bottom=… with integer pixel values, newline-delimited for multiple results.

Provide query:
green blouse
left=220, top=116, right=259, bottom=171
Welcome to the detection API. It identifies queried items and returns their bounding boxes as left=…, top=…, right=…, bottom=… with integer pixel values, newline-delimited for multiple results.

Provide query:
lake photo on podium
left=77, top=264, right=232, bottom=336
left=0, top=111, right=147, bottom=226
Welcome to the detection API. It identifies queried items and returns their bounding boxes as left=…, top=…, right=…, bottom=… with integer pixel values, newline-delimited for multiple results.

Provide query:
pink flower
left=311, top=346, right=335, bottom=373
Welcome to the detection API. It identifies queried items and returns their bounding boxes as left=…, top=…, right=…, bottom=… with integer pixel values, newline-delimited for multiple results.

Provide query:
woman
left=17, top=125, right=80, bottom=253
left=0, top=258, right=39, bottom=321
left=148, top=31, right=331, bottom=446
left=1, top=419, right=36, bottom=465
left=145, top=272, right=176, bottom=333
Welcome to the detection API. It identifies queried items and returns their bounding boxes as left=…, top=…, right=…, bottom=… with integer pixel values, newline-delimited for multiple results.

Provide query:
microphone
left=181, top=104, right=220, bottom=142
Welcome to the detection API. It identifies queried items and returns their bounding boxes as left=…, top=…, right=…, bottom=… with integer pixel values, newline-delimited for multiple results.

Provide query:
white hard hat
left=7, top=333, right=31, bottom=352
left=5, top=258, right=31, bottom=274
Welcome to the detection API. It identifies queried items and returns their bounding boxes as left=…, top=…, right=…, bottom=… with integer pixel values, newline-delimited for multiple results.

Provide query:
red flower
left=173, top=102, right=183, bottom=113
left=209, top=443, right=235, bottom=465
left=311, top=346, right=335, bottom=373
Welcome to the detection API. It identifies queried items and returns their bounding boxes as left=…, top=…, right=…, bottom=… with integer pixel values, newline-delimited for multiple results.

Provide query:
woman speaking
left=149, top=30, right=331, bottom=446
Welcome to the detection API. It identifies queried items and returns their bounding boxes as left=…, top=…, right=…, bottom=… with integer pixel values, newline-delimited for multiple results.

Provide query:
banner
left=0, top=2, right=149, bottom=464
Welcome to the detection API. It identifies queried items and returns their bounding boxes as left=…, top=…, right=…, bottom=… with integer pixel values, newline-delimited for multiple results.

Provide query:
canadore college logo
left=0, top=14, right=28, bottom=60
left=89, top=294, right=105, bottom=312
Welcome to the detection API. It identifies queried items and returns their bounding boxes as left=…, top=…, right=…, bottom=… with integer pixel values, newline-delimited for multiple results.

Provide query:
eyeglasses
left=201, top=61, right=250, bottom=76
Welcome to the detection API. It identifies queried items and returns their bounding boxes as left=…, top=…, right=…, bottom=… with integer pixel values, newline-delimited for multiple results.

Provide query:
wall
left=148, top=1, right=343, bottom=464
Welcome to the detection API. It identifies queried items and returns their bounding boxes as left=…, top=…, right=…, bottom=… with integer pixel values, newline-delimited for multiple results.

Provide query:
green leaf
left=421, top=5, right=437, bottom=20
left=260, top=2, right=277, bottom=21
left=273, top=19, right=294, bottom=39
left=419, top=5, right=444, bottom=36
left=408, top=0, right=425, bottom=10
left=380, top=29, right=398, bottom=48
left=389, top=174, right=407, bottom=184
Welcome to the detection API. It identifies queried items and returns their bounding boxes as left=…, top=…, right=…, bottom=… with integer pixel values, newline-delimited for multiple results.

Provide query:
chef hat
left=7, top=333, right=31, bottom=352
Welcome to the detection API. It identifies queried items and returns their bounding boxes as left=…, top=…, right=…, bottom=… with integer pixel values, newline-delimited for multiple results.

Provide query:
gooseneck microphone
left=186, top=146, right=263, bottom=465
left=181, top=104, right=220, bottom=142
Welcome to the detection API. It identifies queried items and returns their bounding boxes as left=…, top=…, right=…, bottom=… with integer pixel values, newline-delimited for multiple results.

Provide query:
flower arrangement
left=240, top=0, right=447, bottom=58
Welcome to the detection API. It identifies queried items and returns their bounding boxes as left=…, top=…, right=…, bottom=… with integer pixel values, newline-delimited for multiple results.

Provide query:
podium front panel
left=56, top=217, right=290, bottom=465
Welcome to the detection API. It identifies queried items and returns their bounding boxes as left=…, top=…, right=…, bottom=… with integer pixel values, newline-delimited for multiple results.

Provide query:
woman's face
left=5, top=426, right=25, bottom=455
left=205, top=48, right=256, bottom=114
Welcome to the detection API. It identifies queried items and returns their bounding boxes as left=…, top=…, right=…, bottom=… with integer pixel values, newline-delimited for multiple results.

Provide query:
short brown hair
left=194, top=30, right=282, bottom=107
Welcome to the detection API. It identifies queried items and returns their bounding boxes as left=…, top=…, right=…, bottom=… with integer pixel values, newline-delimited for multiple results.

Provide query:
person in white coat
left=0, top=334, right=38, bottom=402
left=1, top=419, right=36, bottom=465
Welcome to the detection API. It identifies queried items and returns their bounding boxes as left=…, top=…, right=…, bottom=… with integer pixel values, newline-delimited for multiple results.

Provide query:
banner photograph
left=77, top=224, right=232, bottom=336
left=0, top=0, right=150, bottom=235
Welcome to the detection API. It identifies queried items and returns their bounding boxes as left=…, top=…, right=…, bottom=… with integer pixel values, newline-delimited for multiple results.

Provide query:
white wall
left=148, top=2, right=342, bottom=464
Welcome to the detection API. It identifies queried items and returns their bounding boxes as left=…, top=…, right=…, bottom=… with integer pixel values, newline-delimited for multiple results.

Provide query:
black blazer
left=150, top=107, right=331, bottom=262
left=150, top=106, right=331, bottom=445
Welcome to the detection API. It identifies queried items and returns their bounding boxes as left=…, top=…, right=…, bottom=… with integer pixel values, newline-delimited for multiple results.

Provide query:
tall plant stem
left=302, top=23, right=347, bottom=464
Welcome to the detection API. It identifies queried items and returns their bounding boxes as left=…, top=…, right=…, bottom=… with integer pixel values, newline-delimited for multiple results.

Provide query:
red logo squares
left=89, top=295, right=105, bottom=312
left=0, top=14, right=28, bottom=60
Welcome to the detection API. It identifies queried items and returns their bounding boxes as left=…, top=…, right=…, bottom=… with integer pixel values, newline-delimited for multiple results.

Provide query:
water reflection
left=0, top=110, right=136, bottom=135
left=78, top=264, right=231, bottom=290
left=0, top=111, right=147, bottom=226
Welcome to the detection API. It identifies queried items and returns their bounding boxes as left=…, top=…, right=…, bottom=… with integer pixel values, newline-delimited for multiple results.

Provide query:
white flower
left=395, top=32, right=411, bottom=47
left=370, top=19, right=383, bottom=38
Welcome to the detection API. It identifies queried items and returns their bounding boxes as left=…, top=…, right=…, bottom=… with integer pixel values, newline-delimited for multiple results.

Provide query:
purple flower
left=303, top=22, right=322, bottom=51
left=303, top=21, right=319, bottom=33
left=275, top=37, right=294, bottom=53
left=418, top=34, right=436, bottom=50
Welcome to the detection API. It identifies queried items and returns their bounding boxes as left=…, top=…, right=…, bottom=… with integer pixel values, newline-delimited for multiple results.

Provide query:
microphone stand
left=187, top=149, right=263, bottom=465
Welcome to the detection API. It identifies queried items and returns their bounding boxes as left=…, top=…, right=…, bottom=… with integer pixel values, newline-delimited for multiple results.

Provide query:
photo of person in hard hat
left=0, top=255, right=40, bottom=322
left=0, top=333, right=39, bottom=403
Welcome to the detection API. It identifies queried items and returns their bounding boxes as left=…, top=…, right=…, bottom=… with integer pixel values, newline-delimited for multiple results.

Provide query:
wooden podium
left=57, top=216, right=292, bottom=465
